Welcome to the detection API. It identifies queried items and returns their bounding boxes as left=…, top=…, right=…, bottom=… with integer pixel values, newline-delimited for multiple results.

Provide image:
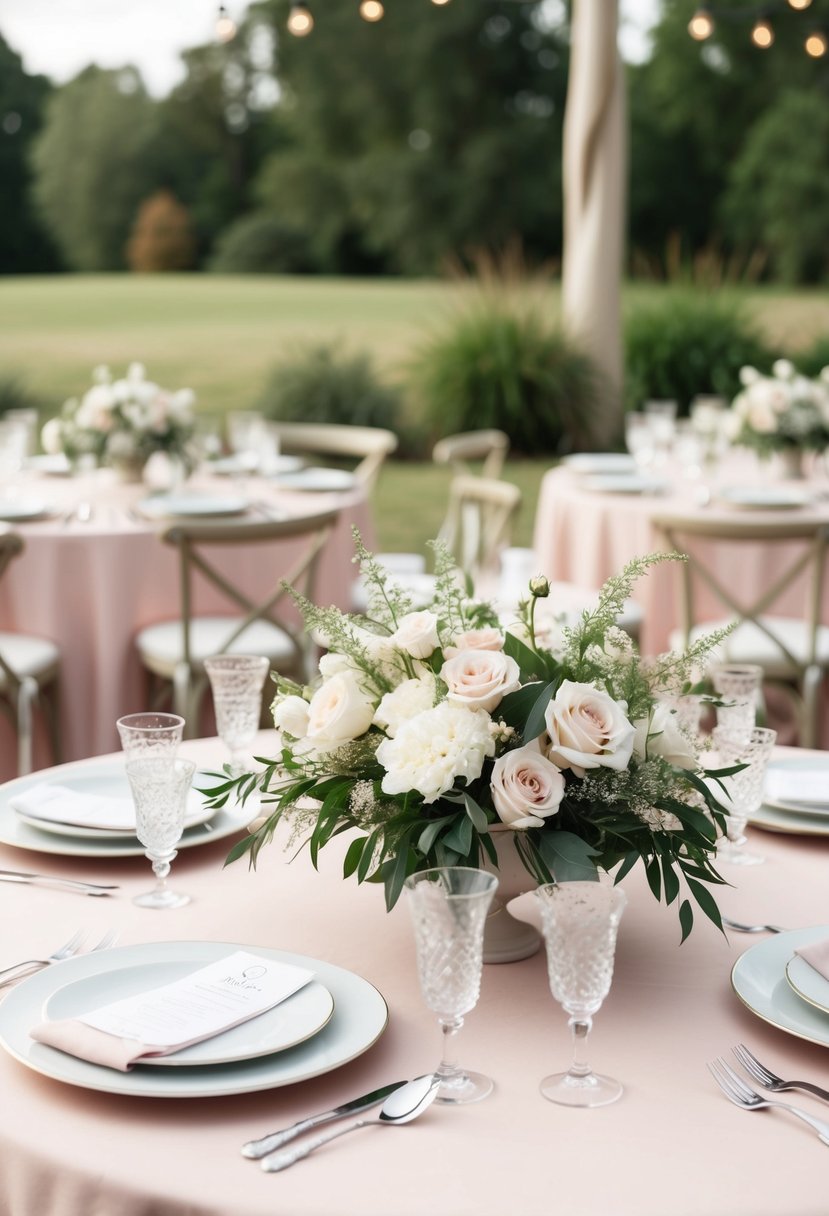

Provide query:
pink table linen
left=0, top=470, right=372, bottom=780
left=0, top=735, right=828, bottom=1216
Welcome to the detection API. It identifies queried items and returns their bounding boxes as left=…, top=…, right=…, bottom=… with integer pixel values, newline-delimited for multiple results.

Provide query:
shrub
left=258, top=342, right=406, bottom=439
left=794, top=336, right=829, bottom=378
left=624, top=294, right=776, bottom=415
left=408, top=299, right=608, bottom=455
left=0, top=377, right=48, bottom=418
left=208, top=212, right=315, bottom=275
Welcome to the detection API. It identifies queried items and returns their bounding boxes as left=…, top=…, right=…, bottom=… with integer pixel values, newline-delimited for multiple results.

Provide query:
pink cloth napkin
left=30, top=1020, right=156, bottom=1072
left=794, top=937, right=829, bottom=981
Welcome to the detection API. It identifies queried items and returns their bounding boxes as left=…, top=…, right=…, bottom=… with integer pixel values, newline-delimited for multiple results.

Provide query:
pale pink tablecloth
left=532, top=456, right=829, bottom=656
left=0, top=470, right=372, bottom=780
left=0, top=734, right=828, bottom=1216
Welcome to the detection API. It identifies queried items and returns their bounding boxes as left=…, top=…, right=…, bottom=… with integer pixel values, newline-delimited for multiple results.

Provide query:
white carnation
left=373, top=677, right=436, bottom=737
left=376, top=702, right=496, bottom=803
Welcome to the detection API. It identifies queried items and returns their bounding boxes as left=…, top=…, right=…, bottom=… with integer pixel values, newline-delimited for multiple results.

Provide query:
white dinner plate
left=0, top=940, right=388, bottom=1097
left=25, top=454, right=71, bottom=476
left=0, top=758, right=244, bottom=858
left=277, top=468, right=358, bottom=492
left=717, top=486, right=813, bottom=510
left=562, top=453, right=637, bottom=475
left=42, top=954, right=335, bottom=1068
left=208, top=455, right=304, bottom=476
left=731, top=926, right=829, bottom=1049
left=785, top=953, right=829, bottom=1017
left=761, top=759, right=829, bottom=817
left=13, top=788, right=216, bottom=839
left=749, top=757, right=829, bottom=835
left=0, top=499, right=52, bottom=522
left=137, top=495, right=249, bottom=519
left=582, top=474, right=668, bottom=496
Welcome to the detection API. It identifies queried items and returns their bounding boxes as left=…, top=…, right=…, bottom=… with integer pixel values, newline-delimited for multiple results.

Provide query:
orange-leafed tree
left=126, top=190, right=196, bottom=272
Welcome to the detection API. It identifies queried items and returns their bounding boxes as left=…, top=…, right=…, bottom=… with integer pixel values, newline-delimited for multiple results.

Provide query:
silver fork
left=708, top=1058, right=829, bottom=1145
left=0, top=929, right=86, bottom=988
left=721, top=916, right=786, bottom=935
left=733, top=1043, right=829, bottom=1104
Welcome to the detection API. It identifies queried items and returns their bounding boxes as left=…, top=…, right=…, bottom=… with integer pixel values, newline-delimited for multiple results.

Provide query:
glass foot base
left=717, top=842, right=764, bottom=866
left=435, top=1069, right=494, bottom=1105
left=133, top=889, right=191, bottom=910
left=540, top=1070, right=623, bottom=1108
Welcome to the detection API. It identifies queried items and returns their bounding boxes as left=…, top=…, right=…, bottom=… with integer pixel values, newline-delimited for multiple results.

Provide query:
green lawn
left=2, top=273, right=828, bottom=552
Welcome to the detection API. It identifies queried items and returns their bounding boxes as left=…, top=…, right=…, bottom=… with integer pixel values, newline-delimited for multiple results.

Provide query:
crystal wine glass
left=204, top=654, right=270, bottom=776
left=535, top=876, right=627, bottom=1108
left=711, top=725, right=777, bottom=866
left=712, top=663, right=763, bottom=746
left=126, top=757, right=196, bottom=909
left=116, top=712, right=185, bottom=761
left=404, top=866, right=498, bottom=1105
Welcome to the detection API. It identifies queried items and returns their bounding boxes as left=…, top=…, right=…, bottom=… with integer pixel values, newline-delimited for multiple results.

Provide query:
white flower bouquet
left=727, top=359, right=829, bottom=455
left=209, top=538, right=734, bottom=940
left=41, top=363, right=196, bottom=469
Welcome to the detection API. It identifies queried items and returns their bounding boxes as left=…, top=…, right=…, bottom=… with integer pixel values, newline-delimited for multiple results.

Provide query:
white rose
left=41, top=418, right=64, bottom=455
left=633, top=704, right=696, bottom=771
left=373, top=677, right=436, bottom=737
left=772, top=359, right=794, bottom=380
left=544, top=679, right=635, bottom=776
left=318, top=651, right=354, bottom=678
left=491, top=745, right=565, bottom=829
left=747, top=401, right=777, bottom=434
left=306, top=671, right=375, bottom=745
left=441, top=649, right=520, bottom=713
left=377, top=702, right=495, bottom=803
left=272, top=695, right=311, bottom=739
left=443, top=627, right=504, bottom=659
left=739, top=366, right=760, bottom=387
left=390, top=611, right=440, bottom=659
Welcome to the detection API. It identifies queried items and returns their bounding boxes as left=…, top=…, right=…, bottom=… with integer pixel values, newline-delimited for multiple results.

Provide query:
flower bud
left=529, top=576, right=550, bottom=598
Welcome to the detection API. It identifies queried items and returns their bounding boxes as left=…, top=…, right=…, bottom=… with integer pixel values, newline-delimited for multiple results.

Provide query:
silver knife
left=0, top=870, right=119, bottom=897
left=241, top=1080, right=408, bottom=1158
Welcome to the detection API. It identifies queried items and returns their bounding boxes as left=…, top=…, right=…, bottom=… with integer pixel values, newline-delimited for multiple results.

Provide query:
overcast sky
left=0, top=0, right=662, bottom=98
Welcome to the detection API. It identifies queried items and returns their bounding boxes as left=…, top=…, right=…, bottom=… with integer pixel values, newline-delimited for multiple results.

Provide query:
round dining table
left=0, top=733, right=827, bottom=1216
left=0, top=466, right=372, bottom=782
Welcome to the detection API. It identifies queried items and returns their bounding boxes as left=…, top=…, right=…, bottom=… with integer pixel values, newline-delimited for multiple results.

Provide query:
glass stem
left=150, top=852, right=172, bottom=894
left=437, top=1016, right=463, bottom=1080
left=568, top=1016, right=593, bottom=1078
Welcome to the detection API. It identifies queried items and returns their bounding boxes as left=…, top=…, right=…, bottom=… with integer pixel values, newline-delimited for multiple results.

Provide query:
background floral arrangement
left=41, top=362, right=196, bottom=468
left=727, top=359, right=829, bottom=455
left=210, top=538, right=733, bottom=940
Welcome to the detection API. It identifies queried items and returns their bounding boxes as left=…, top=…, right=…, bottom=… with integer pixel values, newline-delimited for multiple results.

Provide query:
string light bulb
left=688, top=8, right=714, bottom=40
left=788, top=0, right=813, bottom=10
left=215, top=5, right=237, bottom=43
left=359, top=0, right=384, bottom=20
left=751, top=16, right=774, bottom=48
left=287, top=1, right=314, bottom=36
left=805, top=29, right=828, bottom=56
left=430, top=0, right=452, bottom=6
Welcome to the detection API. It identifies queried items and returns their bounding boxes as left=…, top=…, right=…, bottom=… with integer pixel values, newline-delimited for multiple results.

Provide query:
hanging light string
left=216, top=1, right=456, bottom=41
left=688, top=1, right=828, bottom=56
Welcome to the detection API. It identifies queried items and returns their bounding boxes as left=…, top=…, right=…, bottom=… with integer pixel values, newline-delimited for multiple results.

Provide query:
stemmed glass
left=404, top=867, right=498, bottom=1105
left=712, top=663, right=763, bottom=745
left=535, top=876, right=627, bottom=1108
left=204, top=655, right=270, bottom=776
left=116, top=712, right=185, bottom=760
left=125, top=757, right=196, bottom=909
left=711, top=725, right=777, bottom=866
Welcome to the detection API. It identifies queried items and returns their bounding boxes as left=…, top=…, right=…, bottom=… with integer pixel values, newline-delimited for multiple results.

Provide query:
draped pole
left=561, top=0, right=626, bottom=434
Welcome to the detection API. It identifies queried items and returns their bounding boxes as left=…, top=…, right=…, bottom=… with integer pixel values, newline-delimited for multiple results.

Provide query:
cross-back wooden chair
left=135, top=509, right=339, bottom=735
left=652, top=511, right=829, bottom=747
left=0, top=530, right=61, bottom=774
left=432, top=430, right=510, bottom=480
left=440, top=475, right=523, bottom=589
left=271, top=423, right=398, bottom=495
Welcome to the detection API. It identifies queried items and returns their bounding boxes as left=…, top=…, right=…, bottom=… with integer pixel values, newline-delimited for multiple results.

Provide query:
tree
left=31, top=66, right=159, bottom=270
left=126, top=190, right=197, bottom=271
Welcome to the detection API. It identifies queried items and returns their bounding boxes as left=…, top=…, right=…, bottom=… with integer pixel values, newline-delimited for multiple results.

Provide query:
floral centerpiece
left=41, top=363, right=197, bottom=476
left=727, top=359, right=829, bottom=460
left=209, top=538, right=733, bottom=941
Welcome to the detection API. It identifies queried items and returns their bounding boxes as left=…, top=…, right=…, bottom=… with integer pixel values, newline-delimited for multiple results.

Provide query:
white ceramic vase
left=481, top=827, right=542, bottom=964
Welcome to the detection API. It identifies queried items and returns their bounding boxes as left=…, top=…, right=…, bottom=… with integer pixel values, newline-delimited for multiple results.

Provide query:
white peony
left=443, top=627, right=504, bottom=659
left=441, top=649, right=520, bottom=713
left=544, top=679, right=635, bottom=776
left=632, top=704, right=696, bottom=771
left=376, top=702, right=496, bottom=803
left=490, top=744, right=565, bottom=829
left=373, top=677, right=436, bottom=737
left=306, top=671, right=375, bottom=746
left=272, top=695, right=311, bottom=739
left=40, top=418, right=64, bottom=455
left=390, top=611, right=440, bottom=659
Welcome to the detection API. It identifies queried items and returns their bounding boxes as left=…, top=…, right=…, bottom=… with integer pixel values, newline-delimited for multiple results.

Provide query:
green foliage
left=409, top=296, right=608, bottom=455
left=624, top=294, right=775, bottom=414
left=208, top=212, right=314, bottom=274
left=796, top=336, right=829, bottom=379
left=258, top=341, right=404, bottom=435
left=0, top=377, right=47, bottom=418
left=724, top=91, right=829, bottom=285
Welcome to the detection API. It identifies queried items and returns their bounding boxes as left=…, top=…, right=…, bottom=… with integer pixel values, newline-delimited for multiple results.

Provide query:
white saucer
left=14, top=787, right=216, bottom=839
left=718, top=486, right=812, bottom=510
left=137, top=495, right=249, bottom=519
left=277, top=468, right=357, bottom=492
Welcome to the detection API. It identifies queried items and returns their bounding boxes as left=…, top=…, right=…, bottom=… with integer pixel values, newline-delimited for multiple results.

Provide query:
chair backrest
left=271, top=422, right=398, bottom=494
left=439, top=475, right=522, bottom=585
left=652, top=511, right=829, bottom=670
left=0, top=530, right=25, bottom=691
left=159, top=509, right=339, bottom=676
left=432, top=430, right=510, bottom=480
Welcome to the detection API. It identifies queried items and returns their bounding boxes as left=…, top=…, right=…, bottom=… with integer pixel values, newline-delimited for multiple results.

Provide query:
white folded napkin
left=794, top=937, right=829, bottom=983
left=764, top=769, right=829, bottom=809
left=11, top=783, right=205, bottom=832
left=31, top=951, right=314, bottom=1071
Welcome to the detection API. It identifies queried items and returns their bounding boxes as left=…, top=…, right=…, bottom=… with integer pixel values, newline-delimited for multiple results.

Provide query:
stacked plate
left=732, top=926, right=829, bottom=1050
left=136, top=494, right=250, bottom=520
left=749, top=756, right=829, bottom=837
left=0, top=940, right=388, bottom=1097
left=717, top=486, right=814, bottom=511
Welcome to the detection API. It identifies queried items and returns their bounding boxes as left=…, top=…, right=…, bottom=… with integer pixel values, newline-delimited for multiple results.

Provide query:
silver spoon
left=260, top=1074, right=440, bottom=1172
left=722, top=915, right=786, bottom=935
